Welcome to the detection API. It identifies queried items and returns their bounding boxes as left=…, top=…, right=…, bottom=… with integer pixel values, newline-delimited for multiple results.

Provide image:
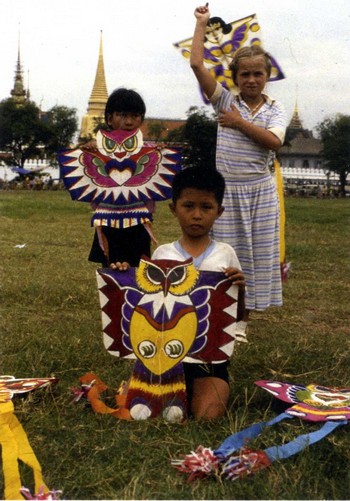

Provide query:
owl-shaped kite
left=58, top=128, right=182, bottom=205
left=96, top=257, right=240, bottom=421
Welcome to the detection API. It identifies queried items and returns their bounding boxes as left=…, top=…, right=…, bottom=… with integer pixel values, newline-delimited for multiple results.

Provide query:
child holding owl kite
left=85, top=88, right=156, bottom=268
left=152, top=166, right=245, bottom=420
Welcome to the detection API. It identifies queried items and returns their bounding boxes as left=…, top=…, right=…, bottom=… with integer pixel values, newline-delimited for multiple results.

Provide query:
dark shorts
left=183, top=361, right=230, bottom=403
left=88, top=224, right=151, bottom=267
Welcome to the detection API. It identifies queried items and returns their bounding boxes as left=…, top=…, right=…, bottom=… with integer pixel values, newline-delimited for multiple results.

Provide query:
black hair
left=104, top=88, right=146, bottom=123
left=172, top=167, right=226, bottom=206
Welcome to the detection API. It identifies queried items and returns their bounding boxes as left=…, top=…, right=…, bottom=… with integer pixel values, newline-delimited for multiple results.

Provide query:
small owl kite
left=58, top=128, right=182, bottom=205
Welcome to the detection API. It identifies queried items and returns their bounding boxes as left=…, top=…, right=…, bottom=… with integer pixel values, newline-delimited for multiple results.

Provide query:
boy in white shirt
left=152, top=166, right=245, bottom=420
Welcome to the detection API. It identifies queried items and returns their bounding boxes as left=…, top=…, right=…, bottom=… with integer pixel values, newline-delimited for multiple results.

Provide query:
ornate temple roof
left=10, top=37, right=28, bottom=105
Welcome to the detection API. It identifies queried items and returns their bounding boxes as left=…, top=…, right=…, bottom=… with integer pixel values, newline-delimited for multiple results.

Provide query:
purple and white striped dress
left=210, top=84, right=287, bottom=311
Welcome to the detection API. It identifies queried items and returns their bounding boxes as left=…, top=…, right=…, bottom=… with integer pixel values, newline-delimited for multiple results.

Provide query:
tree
left=317, top=114, right=350, bottom=197
left=0, top=98, right=50, bottom=168
left=147, top=120, right=167, bottom=141
left=44, top=105, right=78, bottom=154
left=165, top=106, right=217, bottom=169
left=0, top=99, right=78, bottom=168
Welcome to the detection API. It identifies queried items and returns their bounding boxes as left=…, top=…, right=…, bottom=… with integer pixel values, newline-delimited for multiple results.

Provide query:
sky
left=0, top=0, right=349, bottom=133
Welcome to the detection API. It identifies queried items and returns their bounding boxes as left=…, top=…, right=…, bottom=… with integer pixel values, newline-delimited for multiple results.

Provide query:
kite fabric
left=272, top=159, right=290, bottom=281
left=58, top=128, right=182, bottom=206
left=172, top=380, right=349, bottom=481
left=81, top=257, right=242, bottom=422
left=0, top=376, right=58, bottom=500
left=174, top=13, right=285, bottom=101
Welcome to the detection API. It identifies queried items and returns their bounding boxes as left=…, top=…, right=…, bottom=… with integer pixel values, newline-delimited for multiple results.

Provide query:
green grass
left=1, top=191, right=350, bottom=500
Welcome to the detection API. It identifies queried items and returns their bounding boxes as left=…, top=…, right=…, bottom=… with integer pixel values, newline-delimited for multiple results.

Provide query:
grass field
left=1, top=191, right=350, bottom=500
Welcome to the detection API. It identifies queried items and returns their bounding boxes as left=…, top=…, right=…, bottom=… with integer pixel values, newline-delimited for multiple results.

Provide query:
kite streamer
left=172, top=380, right=349, bottom=481
left=0, top=377, right=58, bottom=500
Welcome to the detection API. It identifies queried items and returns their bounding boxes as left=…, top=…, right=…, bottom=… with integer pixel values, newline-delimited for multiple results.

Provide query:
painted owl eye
left=167, top=268, right=186, bottom=285
left=164, top=340, right=184, bottom=359
left=123, top=135, right=138, bottom=153
left=102, top=136, right=117, bottom=154
left=146, top=265, right=165, bottom=285
left=138, top=340, right=156, bottom=359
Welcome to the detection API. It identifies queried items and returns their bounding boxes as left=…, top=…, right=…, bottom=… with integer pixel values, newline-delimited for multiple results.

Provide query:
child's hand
left=110, top=261, right=130, bottom=271
left=194, top=4, right=210, bottom=22
left=81, top=140, right=98, bottom=151
left=218, top=105, right=243, bottom=129
left=223, top=267, right=245, bottom=288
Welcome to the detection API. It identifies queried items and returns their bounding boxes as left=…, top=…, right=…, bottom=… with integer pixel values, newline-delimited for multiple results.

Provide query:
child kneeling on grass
left=112, top=166, right=245, bottom=420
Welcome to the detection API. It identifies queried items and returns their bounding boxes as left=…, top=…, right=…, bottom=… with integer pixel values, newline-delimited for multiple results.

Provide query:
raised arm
left=190, top=5, right=217, bottom=100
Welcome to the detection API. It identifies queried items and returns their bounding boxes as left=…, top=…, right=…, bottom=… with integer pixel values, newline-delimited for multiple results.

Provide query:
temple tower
left=80, top=31, right=109, bottom=139
left=10, top=35, right=28, bottom=105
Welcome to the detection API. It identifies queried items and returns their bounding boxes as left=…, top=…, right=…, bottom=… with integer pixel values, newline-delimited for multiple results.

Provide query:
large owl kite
left=93, top=257, right=241, bottom=422
left=174, top=13, right=285, bottom=101
left=58, top=128, right=182, bottom=205
left=172, top=380, right=349, bottom=481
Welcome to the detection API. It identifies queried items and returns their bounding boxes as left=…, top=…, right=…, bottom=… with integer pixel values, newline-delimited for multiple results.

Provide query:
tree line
left=0, top=97, right=349, bottom=196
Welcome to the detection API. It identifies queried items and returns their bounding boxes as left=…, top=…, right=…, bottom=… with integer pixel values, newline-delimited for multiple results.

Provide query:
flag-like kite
left=172, top=380, right=349, bottom=481
left=174, top=13, right=285, bottom=101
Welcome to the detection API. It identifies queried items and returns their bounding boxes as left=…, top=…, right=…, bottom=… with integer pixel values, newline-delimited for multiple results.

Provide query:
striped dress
left=210, top=84, right=287, bottom=311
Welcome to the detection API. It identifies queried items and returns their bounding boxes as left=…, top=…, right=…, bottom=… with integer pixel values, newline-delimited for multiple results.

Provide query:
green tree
left=147, top=120, right=167, bottom=141
left=45, top=105, right=78, bottom=154
left=165, top=106, right=217, bottom=169
left=0, top=98, right=50, bottom=168
left=0, top=99, right=78, bottom=168
left=317, top=114, right=350, bottom=197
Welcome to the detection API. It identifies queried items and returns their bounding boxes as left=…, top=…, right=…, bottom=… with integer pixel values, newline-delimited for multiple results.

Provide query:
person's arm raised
left=190, top=5, right=217, bottom=100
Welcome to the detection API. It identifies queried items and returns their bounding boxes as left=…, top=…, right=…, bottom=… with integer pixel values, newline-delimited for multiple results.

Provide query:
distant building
left=79, top=35, right=186, bottom=142
left=278, top=102, right=330, bottom=185
left=79, top=31, right=109, bottom=140
left=10, top=38, right=30, bottom=105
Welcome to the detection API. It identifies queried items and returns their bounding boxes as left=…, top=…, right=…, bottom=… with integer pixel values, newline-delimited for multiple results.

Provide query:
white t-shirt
left=152, top=240, right=241, bottom=271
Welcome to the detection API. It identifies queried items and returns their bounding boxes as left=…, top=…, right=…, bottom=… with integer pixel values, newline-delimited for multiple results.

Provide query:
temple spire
left=288, top=98, right=303, bottom=131
left=80, top=31, right=109, bottom=139
left=10, top=31, right=27, bottom=104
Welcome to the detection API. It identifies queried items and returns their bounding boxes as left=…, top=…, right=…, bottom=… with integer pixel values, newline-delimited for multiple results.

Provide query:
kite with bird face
left=172, top=380, right=349, bottom=481
left=93, top=257, right=241, bottom=421
left=174, top=13, right=285, bottom=100
left=58, top=128, right=182, bottom=205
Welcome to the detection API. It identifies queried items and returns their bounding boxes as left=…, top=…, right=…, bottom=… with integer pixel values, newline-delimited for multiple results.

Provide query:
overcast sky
left=1, top=0, right=349, bottom=133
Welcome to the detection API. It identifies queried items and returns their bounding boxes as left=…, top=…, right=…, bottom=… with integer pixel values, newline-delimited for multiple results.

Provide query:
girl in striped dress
left=190, top=5, right=287, bottom=335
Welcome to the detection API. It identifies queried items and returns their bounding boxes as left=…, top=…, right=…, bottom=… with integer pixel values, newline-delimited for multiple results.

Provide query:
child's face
left=170, top=188, right=224, bottom=239
left=107, top=112, right=143, bottom=131
left=235, top=55, right=268, bottom=99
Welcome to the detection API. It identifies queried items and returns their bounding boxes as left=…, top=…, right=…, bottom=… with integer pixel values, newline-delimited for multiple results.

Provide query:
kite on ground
left=0, top=376, right=59, bottom=500
left=172, top=380, right=349, bottom=481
